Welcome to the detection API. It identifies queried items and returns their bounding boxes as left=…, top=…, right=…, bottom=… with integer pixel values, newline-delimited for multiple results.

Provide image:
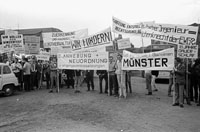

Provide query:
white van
left=0, top=63, right=19, bottom=96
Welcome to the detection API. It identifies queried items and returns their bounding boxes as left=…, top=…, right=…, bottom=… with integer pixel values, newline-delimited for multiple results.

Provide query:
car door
left=0, top=65, right=2, bottom=90
left=2, top=65, right=12, bottom=86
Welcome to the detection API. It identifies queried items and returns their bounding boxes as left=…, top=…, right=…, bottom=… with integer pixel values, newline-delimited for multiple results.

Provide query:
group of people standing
left=9, top=57, right=43, bottom=92
left=146, top=57, right=200, bottom=108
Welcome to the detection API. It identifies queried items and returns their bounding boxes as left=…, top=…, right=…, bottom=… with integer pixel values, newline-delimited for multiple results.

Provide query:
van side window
left=3, top=66, right=11, bottom=74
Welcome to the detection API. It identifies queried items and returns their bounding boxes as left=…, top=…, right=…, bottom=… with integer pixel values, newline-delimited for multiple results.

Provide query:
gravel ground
left=0, top=77, right=200, bottom=132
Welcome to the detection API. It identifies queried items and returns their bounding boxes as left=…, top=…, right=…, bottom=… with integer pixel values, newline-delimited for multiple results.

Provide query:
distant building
left=0, top=27, right=62, bottom=48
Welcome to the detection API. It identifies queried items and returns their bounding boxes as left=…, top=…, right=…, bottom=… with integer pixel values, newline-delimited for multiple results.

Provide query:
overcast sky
left=0, top=0, right=200, bottom=47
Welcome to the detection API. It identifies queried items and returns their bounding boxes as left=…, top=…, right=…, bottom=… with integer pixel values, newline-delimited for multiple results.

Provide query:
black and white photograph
left=0, top=0, right=200, bottom=131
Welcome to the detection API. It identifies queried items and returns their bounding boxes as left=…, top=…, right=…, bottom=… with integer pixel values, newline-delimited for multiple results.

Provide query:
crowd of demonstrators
left=6, top=53, right=200, bottom=107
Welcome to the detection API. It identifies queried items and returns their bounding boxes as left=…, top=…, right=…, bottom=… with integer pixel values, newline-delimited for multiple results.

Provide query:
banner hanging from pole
left=122, top=48, right=175, bottom=71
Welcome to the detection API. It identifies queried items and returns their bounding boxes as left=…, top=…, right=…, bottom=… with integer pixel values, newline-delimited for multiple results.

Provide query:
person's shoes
left=99, top=92, right=102, bottom=94
left=104, top=91, right=108, bottom=94
left=187, top=102, right=191, bottom=105
left=153, top=89, right=158, bottom=92
left=179, top=104, right=184, bottom=108
left=146, top=92, right=152, bottom=95
left=172, top=103, right=179, bottom=106
left=49, top=90, right=53, bottom=93
left=87, top=90, right=90, bottom=92
left=197, top=104, right=200, bottom=106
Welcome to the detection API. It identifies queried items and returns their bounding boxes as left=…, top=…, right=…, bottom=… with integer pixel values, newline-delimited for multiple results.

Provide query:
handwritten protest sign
left=122, top=48, right=174, bottom=70
left=24, top=36, right=40, bottom=55
left=177, top=44, right=198, bottom=58
left=71, top=27, right=113, bottom=51
left=117, top=38, right=131, bottom=50
left=58, top=52, right=109, bottom=70
left=141, top=23, right=199, bottom=45
left=42, top=29, right=88, bottom=48
left=1, top=34, right=24, bottom=53
left=112, top=17, right=141, bottom=35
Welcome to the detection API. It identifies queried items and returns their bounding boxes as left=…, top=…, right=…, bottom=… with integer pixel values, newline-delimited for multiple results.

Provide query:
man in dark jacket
left=96, top=70, right=108, bottom=94
left=173, top=58, right=185, bottom=108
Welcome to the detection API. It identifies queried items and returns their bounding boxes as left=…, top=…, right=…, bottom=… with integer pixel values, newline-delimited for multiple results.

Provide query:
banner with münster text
left=122, top=48, right=174, bottom=71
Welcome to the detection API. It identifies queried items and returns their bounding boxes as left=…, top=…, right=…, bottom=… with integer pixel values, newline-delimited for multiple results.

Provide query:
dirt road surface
left=0, top=77, right=200, bottom=132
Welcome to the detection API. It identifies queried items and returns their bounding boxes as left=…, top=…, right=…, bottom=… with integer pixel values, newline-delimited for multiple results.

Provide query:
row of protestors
left=5, top=54, right=200, bottom=107
left=5, top=53, right=132, bottom=99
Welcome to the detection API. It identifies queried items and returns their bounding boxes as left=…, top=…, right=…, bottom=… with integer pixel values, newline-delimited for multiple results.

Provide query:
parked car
left=0, top=63, right=19, bottom=96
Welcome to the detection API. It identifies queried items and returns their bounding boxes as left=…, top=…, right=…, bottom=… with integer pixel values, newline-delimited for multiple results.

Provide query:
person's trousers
left=31, top=72, right=37, bottom=89
left=86, top=76, right=94, bottom=91
left=190, top=76, right=198, bottom=101
left=125, top=72, right=132, bottom=93
left=50, top=71, right=57, bottom=91
left=168, top=77, right=173, bottom=95
left=109, top=74, right=118, bottom=95
left=175, top=83, right=184, bottom=105
left=23, top=74, right=31, bottom=91
left=75, top=76, right=81, bottom=91
left=46, top=73, right=50, bottom=89
left=151, top=75, right=157, bottom=90
left=146, top=73, right=152, bottom=93
left=99, top=75, right=108, bottom=93
left=117, top=73, right=126, bottom=97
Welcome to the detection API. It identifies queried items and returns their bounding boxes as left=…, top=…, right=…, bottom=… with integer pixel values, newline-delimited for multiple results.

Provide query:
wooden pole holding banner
left=185, top=58, right=189, bottom=103
left=57, top=69, right=60, bottom=93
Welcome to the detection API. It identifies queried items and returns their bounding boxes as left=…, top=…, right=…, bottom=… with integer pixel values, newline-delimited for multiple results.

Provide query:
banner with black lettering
left=122, top=48, right=174, bottom=70
left=1, top=34, right=24, bottom=53
left=177, top=44, right=198, bottom=58
left=42, top=28, right=88, bottom=48
left=57, top=52, right=109, bottom=70
left=112, top=17, right=142, bottom=35
left=141, top=23, right=199, bottom=45
left=24, top=36, right=40, bottom=55
left=71, top=27, right=113, bottom=51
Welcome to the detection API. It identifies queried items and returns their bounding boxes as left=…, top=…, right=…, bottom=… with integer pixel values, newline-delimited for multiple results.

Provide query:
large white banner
left=112, top=17, right=141, bottom=35
left=177, top=44, right=198, bottom=58
left=141, top=23, right=199, bottom=45
left=58, top=52, right=109, bottom=70
left=1, top=34, right=24, bottom=53
left=42, top=28, right=88, bottom=48
left=71, top=27, right=113, bottom=51
left=122, top=48, right=174, bottom=70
